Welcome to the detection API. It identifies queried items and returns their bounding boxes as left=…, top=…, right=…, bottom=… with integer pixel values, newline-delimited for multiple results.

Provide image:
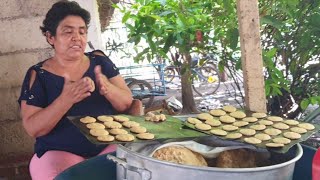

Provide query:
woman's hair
left=40, top=0, right=91, bottom=36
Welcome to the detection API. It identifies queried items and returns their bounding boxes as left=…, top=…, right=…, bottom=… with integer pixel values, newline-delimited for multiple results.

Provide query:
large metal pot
left=107, top=143, right=303, bottom=180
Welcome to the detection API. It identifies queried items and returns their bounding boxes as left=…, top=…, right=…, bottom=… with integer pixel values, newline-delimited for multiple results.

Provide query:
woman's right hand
left=60, top=76, right=95, bottom=105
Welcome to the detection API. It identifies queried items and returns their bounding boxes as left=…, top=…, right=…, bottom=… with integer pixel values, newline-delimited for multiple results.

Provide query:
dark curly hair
left=40, top=0, right=91, bottom=36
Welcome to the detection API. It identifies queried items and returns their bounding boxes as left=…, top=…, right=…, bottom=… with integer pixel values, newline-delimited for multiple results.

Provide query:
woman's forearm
left=104, top=84, right=132, bottom=112
left=22, top=97, right=73, bottom=138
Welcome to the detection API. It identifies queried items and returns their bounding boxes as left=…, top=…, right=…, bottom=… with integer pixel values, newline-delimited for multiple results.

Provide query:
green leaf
left=310, top=97, right=318, bottom=105
left=228, top=28, right=239, bottom=50
left=260, top=15, right=283, bottom=30
left=135, top=48, right=150, bottom=61
left=273, top=87, right=283, bottom=96
left=265, top=48, right=277, bottom=59
left=235, top=60, right=242, bottom=70
left=265, top=84, right=271, bottom=96
left=163, top=33, right=175, bottom=53
left=300, top=99, right=310, bottom=110
left=287, top=0, right=299, bottom=8
left=122, top=12, right=131, bottom=23
left=310, top=13, right=320, bottom=27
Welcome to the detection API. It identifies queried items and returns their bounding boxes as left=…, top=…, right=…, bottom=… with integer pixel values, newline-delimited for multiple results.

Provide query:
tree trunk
left=180, top=53, right=199, bottom=114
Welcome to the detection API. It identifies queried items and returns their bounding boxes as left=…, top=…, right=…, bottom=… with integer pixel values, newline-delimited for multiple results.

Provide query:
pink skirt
left=29, top=144, right=117, bottom=180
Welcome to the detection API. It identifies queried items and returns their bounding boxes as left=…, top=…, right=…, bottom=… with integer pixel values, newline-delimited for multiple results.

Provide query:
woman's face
left=48, top=15, right=88, bottom=60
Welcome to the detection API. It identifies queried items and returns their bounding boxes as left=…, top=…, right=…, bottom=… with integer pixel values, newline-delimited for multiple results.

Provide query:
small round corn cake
left=104, top=121, right=122, bottom=129
left=89, top=129, right=109, bottom=136
left=250, top=124, right=266, bottom=131
left=116, top=134, right=135, bottom=142
left=145, top=117, right=152, bottom=121
left=205, top=119, right=221, bottom=127
left=283, top=119, right=299, bottom=126
left=210, top=129, right=228, bottom=136
left=146, top=114, right=166, bottom=122
left=242, top=117, right=258, bottom=123
left=229, top=111, right=246, bottom=119
left=266, top=143, right=284, bottom=148
left=136, top=133, right=155, bottom=140
left=239, top=129, right=256, bottom=136
left=209, top=109, right=226, bottom=116
left=283, top=132, right=301, bottom=140
left=86, top=122, right=105, bottom=129
left=267, top=116, right=283, bottom=122
left=264, top=128, right=282, bottom=136
left=225, top=133, right=242, bottom=139
left=197, top=113, right=214, bottom=121
left=272, top=137, right=291, bottom=145
left=130, top=126, right=147, bottom=134
left=219, top=115, right=236, bottom=123
left=251, top=112, right=267, bottom=119
left=222, top=125, right=238, bottom=131
left=290, top=127, right=307, bottom=134
left=258, top=120, right=273, bottom=126
left=97, top=115, right=113, bottom=122
left=195, top=123, right=212, bottom=131
left=298, top=123, right=315, bottom=130
left=222, top=105, right=237, bottom=113
left=254, top=133, right=271, bottom=141
left=123, top=121, right=140, bottom=128
left=272, top=122, right=290, bottom=130
left=187, top=117, right=202, bottom=125
left=80, top=116, right=96, bottom=123
left=159, top=114, right=167, bottom=121
left=113, top=115, right=130, bottom=122
left=109, top=128, right=128, bottom=135
left=97, top=135, right=115, bottom=142
left=232, top=121, right=249, bottom=127
left=244, top=137, right=262, bottom=144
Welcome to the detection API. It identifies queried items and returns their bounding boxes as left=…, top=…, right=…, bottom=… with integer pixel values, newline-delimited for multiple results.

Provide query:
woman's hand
left=61, top=76, right=95, bottom=105
left=94, top=65, right=111, bottom=95
left=94, top=65, right=133, bottom=112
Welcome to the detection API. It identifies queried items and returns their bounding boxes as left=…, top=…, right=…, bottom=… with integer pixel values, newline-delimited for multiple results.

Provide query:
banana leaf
left=68, top=115, right=208, bottom=145
left=184, top=118, right=320, bottom=154
left=304, top=107, right=320, bottom=122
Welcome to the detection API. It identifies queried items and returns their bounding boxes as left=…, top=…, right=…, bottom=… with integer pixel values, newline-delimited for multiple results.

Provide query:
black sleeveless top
left=18, top=52, right=119, bottom=158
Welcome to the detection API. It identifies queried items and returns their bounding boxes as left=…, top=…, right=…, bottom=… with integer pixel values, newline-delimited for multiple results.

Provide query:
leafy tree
left=259, top=0, right=320, bottom=118
left=116, top=0, right=215, bottom=113
left=116, top=0, right=320, bottom=118
left=202, top=0, right=320, bottom=118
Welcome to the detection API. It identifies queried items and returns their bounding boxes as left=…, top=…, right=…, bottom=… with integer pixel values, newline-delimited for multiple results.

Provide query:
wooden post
left=236, top=0, right=267, bottom=113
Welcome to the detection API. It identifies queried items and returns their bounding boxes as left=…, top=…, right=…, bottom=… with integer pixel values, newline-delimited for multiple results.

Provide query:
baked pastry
left=152, top=146, right=208, bottom=167
left=216, top=148, right=256, bottom=168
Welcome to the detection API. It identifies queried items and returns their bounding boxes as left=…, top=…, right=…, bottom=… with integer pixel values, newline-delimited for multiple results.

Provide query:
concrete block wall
left=0, top=0, right=103, bottom=164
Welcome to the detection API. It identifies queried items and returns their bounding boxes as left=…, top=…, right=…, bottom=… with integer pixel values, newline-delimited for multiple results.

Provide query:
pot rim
left=118, top=143, right=303, bottom=172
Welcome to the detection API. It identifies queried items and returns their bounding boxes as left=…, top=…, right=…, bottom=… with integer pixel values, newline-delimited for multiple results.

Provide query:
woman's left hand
left=94, top=65, right=133, bottom=112
left=94, top=65, right=112, bottom=96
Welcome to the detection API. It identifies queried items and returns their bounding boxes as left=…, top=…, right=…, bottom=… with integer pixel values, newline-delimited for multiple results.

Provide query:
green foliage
left=117, top=0, right=320, bottom=118
left=117, top=0, right=214, bottom=63
left=259, top=0, right=320, bottom=117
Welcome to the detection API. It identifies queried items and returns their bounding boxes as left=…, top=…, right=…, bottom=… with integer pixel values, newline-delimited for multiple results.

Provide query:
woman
left=18, top=1, right=132, bottom=179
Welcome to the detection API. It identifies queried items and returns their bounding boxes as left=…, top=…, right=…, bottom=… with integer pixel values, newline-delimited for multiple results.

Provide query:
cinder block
left=0, top=0, right=21, bottom=18
left=20, top=0, right=59, bottom=17
left=0, top=17, right=51, bottom=53
left=0, top=87, right=21, bottom=121
left=0, top=53, right=40, bottom=88
left=0, top=120, right=34, bottom=157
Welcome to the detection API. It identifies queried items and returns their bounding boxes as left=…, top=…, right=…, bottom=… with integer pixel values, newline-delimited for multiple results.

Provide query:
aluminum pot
left=107, top=143, right=303, bottom=180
